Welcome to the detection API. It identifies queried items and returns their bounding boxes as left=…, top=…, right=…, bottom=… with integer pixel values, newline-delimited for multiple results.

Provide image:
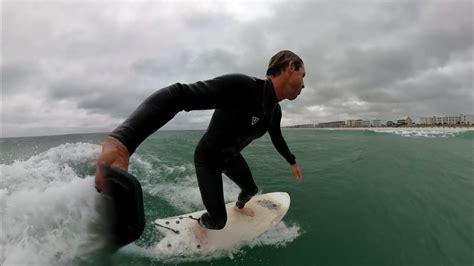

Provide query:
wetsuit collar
left=264, top=78, right=278, bottom=108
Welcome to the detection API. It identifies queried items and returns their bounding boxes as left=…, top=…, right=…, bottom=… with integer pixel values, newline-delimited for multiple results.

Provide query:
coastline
left=284, top=125, right=474, bottom=130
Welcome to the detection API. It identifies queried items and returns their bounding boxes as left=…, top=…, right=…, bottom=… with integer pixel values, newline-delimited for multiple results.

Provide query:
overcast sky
left=2, top=0, right=473, bottom=137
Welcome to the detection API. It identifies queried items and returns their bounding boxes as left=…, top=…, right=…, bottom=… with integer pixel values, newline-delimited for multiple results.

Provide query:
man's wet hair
left=266, top=50, right=304, bottom=77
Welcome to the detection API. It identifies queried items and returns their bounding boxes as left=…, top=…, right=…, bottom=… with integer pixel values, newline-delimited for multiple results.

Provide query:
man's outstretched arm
left=268, top=105, right=302, bottom=181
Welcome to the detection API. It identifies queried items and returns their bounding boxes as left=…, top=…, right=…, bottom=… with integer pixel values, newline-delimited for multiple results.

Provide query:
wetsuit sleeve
left=268, top=105, right=296, bottom=165
left=110, top=74, right=253, bottom=154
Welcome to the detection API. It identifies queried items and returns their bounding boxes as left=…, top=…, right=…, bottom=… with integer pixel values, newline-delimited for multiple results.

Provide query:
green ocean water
left=1, top=128, right=473, bottom=266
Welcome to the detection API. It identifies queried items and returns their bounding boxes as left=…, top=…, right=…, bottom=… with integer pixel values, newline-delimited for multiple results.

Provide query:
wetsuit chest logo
left=251, top=116, right=260, bottom=126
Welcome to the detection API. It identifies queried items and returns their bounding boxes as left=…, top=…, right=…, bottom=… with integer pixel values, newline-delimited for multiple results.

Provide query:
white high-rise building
left=419, top=114, right=474, bottom=125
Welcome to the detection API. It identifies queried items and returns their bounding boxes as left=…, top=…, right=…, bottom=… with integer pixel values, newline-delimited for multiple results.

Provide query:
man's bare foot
left=194, top=222, right=208, bottom=246
left=233, top=205, right=255, bottom=217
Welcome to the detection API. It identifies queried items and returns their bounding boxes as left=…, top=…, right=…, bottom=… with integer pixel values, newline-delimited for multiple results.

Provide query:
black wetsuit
left=110, top=74, right=296, bottom=230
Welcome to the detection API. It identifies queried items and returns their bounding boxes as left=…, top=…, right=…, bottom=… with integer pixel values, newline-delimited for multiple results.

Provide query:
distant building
left=397, top=119, right=406, bottom=126
left=317, top=121, right=346, bottom=128
left=346, top=119, right=363, bottom=127
left=419, top=114, right=474, bottom=125
left=396, top=117, right=413, bottom=127
left=371, top=120, right=384, bottom=127
left=386, top=121, right=395, bottom=127
left=463, top=115, right=474, bottom=124
left=345, top=119, right=376, bottom=127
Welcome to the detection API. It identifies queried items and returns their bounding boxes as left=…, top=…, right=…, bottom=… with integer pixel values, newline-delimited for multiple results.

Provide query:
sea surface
left=1, top=128, right=473, bottom=266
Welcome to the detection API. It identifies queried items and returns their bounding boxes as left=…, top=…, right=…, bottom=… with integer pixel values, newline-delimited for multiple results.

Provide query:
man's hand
left=291, top=164, right=303, bottom=181
left=95, top=136, right=130, bottom=191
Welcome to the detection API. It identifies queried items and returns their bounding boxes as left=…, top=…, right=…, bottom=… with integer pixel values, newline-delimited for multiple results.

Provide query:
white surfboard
left=154, top=192, right=290, bottom=254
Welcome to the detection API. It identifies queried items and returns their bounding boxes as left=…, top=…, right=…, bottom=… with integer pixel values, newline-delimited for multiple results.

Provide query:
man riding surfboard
left=95, top=50, right=305, bottom=247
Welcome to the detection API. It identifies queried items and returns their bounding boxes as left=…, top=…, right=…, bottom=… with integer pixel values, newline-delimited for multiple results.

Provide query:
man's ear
left=288, top=61, right=295, bottom=72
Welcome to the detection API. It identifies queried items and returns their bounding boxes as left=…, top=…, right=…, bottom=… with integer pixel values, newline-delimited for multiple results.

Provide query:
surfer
left=95, top=50, right=305, bottom=247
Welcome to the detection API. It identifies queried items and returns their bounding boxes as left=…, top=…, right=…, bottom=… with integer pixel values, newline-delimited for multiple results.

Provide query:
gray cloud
left=3, top=64, right=34, bottom=94
left=2, top=0, right=473, bottom=137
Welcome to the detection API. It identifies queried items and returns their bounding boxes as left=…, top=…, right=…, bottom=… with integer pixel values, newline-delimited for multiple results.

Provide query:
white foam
left=120, top=220, right=301, bottom=263
left=2, top=143, right=100, bottom=194
left=367, top=127, right=472, bottom=138
left=1, top=143, right=106, bottom=266
left=247, top=221, right=301, bottom=248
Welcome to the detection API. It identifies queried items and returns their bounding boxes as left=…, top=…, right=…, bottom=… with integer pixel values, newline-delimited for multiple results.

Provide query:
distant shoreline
left=2, top=126, right=473, bottom=139
left=284, top=125, right=474, bottom=129
left=282, top=127, right=474, bottom=130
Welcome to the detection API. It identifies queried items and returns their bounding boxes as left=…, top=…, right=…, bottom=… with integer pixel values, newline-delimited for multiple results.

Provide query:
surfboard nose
left=267, top=192, right=291, bottom=227
left=271, top=192, right=291, bottom=208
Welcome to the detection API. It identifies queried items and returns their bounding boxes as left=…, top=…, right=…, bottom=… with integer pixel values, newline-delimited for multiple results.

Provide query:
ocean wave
left=366, top=128, right=473, bottom=138
left=1, top=142, right=107, bottom=266
left=2, top=143, right=99, bottom=194
left=2, top=141, right=302, bottom=265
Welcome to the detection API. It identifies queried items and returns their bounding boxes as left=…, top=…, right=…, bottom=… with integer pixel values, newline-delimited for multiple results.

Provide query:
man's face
left=287, top=64, right=306, bottom=100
